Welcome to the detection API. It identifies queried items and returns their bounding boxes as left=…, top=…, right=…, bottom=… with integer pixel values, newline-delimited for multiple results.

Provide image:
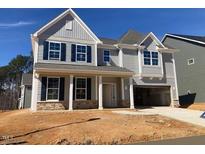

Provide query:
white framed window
left=65, top=20, right=73, bottom=30
left=144, top=51, right=151, bottom=65
left=46, top=77, right=59, bottom=101
left=143, top=51, right=159, bottom=66
left=49, top=42, right=61, bottom=60
left=76, top=45, right=87, bottom=62
left=75, top=77, right=87, bottom=100
left=103, top=50, right=110, bottom=63
left=187, top=58, right=195, bottom=65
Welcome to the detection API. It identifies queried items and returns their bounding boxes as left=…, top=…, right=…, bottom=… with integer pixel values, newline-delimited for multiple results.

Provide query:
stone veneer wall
left=37, top=102, right=68, bottom=110
left=119, top=100, right=130, bottom=108
left=73, top=100, right=98, bottom=109
left=37, top=100, right=130, bottom=110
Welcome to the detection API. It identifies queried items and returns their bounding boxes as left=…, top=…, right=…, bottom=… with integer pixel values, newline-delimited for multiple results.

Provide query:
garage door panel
left=134, top=86, right=171, bottom=106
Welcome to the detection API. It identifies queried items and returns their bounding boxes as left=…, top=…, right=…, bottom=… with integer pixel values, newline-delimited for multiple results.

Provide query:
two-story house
left=163, top=33, right=205, bottom=109
left=30, top=9, right=179, bottom=111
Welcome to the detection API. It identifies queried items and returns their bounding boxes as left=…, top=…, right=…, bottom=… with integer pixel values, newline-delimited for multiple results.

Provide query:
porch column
left=121, top=78, right=125, bottom=100
left=129, top=78, right=134, bottom=109
left=95, top=76, right=98, bottom=100
left=31, top=72, right=39, bottom=111
left=170, top=86, right=174, bottom=107
left=98, top=76, right=103, bottom=110
left=69, top=75, right=73, bottom=111
left=119, top=48, right=123, bottom=67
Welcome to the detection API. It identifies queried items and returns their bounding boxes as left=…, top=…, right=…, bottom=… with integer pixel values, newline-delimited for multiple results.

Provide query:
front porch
left=31, top=63, right=135, bottom=111
left=35, top=75, right=134, bottom=111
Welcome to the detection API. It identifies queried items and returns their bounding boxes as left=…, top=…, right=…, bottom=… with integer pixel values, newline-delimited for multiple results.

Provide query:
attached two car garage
left=133, top=85, right=171, bottom=106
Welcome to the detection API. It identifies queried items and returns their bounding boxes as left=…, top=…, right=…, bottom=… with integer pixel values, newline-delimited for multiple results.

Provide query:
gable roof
left=118, top=29, right=146, bottom=45
left=162, top=33, right=205, bottom=46
left=99, top=30, right=167, bottom=50
left=32, top=8, right=102, bottom=43
left=139, top=32, right=165, bottom=48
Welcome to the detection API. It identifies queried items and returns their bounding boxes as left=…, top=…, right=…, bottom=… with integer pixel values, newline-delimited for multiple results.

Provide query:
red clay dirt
left=0, top=109, right=205, bottom=145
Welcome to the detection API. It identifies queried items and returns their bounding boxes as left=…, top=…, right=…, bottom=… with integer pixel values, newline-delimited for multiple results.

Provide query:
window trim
left=48, top=41, right=61, bottom=61
left=46, top=77, right=60, bottom=101
left=143, top=50, right=160, bottom=67
left=187, top=58, right=195, bottom=65
left=103, top=50, right=110, bottom=63
left=76, top=44, right=87, bottom=62
left=75, top=77, right=87, bottom=101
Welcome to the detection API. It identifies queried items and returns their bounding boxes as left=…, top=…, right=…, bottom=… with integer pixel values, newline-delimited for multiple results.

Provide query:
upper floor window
left=49, top=42, right=61, bottom=60
left=187, top=58, right=194, bottom=65
left=151, top=52, right=159, bottom=65
left=103, top=50, right=110, bottom=62
left=143, top=51, right=159, bottom=66
left=76, top=45, right=87, bottom=62
left=47, top=78, right=59, bottom=100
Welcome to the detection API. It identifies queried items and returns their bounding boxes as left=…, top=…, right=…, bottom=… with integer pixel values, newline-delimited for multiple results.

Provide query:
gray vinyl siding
left=37, top=39, right=96, bottom=66
left=163, top=36, right=205, bottom=103
left=123, top=49, right=139, bottom=72
left=142, top=65, right=162, bottom=75
left=163, top=53, right=174, bottom=77
left=24, top=86, right=32, bottom=108
left=39, top=14, right=94, bottom=41
left=97, top=48, right=119, bottom=66
left=141, top=37, right=163, bottom=76
left=124, top=78, right=130, bottom=100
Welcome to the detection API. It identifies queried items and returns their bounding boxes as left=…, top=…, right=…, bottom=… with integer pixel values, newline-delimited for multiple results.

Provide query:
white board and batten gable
left=32, top=8, right=102, bottom=44
left=139, top=32, right=165, bottom=50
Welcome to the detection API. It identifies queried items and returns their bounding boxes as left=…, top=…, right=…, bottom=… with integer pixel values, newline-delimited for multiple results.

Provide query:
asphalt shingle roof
left=99, top=29, right=147, bottom=45
left=99, top=37, right=118, bottom=45
left=118, top=29, right=146, bottom=45
left=35, top=63, right=134, bottom=74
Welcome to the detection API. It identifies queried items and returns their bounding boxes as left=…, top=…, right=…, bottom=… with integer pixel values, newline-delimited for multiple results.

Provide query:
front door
left=103, top=83, right=117, bottom=108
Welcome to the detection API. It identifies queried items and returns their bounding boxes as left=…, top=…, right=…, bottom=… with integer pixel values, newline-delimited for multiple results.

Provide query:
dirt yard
left=180, top=104, right=205, bottom=111
left=0, top=109, right=205, bottom=145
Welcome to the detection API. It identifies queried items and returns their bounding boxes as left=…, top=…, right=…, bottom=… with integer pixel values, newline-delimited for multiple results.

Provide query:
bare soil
left=181, top=104, right=205, bottom=111
left=0, top=109, right=205, bottom=145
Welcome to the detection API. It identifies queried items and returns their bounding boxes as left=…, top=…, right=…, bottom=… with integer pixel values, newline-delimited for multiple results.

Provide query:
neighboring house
left=19, top=74, right=32, bottom=109
left=30, top=8, right=178, bottom=111
left=163, top=34, right=205, bottom=107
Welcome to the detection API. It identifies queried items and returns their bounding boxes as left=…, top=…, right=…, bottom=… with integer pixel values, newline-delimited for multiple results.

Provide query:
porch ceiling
left=34, top=63, right=134, bottom=77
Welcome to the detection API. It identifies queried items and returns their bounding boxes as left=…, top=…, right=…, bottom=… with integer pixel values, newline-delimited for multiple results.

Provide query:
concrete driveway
left=137, top=107, right=205, bottom=127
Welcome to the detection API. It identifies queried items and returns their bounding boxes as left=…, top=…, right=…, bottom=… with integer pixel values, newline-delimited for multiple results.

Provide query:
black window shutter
left=87, top=46, right=92, bottom=63
left=59, top=77, right=65, bottom=101
left=61, top=43, right=66, bottom=61
left=41, top=77, right=47, bottom=101
left=71, top=44, right=76, bottom=62
left=73, top=77, right=75, bottom=100
left=43, top=41, right=49, bottom=60
left=87, top=78, right=91, bottom=100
